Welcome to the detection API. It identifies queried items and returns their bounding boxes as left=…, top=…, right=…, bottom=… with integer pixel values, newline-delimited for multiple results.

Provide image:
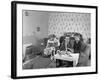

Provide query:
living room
left=22, top=10, right=91, bottom=69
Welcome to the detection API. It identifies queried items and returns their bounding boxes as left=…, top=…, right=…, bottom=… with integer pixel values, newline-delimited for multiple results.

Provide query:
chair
left=77, top=42, right=91, bottom=66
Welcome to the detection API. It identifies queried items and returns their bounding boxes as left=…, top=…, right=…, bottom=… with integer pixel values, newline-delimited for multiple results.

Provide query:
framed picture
left=11, top=1, right=98, bottom=79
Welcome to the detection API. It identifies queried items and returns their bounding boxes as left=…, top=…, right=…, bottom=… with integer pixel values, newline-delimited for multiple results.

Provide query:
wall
left=23, top=10, right=49, bottom=45
left=48, top=12, right=91, bottom=39
left=23, top=11, right=91, bottom=45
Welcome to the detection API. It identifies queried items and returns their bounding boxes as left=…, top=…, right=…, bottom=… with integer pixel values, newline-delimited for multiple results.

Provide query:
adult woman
left=67, top=37, right=75, bottom=53
left=57, top=36, right=71, bottom=67
left=73, top=33, right=82, bottom=53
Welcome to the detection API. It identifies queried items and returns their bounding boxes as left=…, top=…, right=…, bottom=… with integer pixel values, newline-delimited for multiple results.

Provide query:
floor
left=23, top=55, right=91, bottom=69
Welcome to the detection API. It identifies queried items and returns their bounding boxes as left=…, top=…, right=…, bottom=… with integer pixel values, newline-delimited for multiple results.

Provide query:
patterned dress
left=44, top=38, right=60, bottom=55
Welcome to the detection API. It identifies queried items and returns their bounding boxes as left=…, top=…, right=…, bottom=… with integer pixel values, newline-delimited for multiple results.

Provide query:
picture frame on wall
left=11, top=1, right=98, bottom=79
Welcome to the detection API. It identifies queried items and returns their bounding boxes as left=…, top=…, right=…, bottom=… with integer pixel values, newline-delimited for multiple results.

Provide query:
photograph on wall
left=22, top=10, right=91, bottom=69
left=11, top=1, right=98, bottom=79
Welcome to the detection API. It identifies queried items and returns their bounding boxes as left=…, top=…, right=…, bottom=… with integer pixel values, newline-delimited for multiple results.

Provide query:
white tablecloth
left=54, top=53, right=79, bottom=67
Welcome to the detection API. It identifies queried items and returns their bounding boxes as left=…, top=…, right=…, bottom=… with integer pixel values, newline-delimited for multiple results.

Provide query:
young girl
left=44, top=34, right=60, bottom=59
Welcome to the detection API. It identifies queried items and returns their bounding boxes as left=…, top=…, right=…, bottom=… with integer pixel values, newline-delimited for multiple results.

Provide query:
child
left=44, top=34, right=60, bottom=59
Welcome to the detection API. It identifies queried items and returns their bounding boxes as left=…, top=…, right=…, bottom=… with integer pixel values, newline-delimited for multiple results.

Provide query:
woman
left=57, top=36, right=71, bottom=67
left=73, top=33, right=82, bottom=53
left=67, top=37, right=75, bottom=53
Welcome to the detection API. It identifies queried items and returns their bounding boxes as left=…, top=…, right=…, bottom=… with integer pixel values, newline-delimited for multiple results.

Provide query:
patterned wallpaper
left=48, top=12, right=91, bottom=39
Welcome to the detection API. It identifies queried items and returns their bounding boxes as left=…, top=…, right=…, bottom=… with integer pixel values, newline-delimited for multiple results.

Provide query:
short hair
left=70, top=37, right=75, bottom=41
left=48, top=34, right=56, bottom=39
left=74, top=33, right=83, bottom=42
left=74, top=33, right=80, bottom=37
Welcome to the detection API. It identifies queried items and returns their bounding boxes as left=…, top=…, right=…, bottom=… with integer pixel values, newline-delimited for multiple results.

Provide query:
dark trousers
left=56, top=59, right=73, bottom=67
left=56, top=59, right=63, bottom=67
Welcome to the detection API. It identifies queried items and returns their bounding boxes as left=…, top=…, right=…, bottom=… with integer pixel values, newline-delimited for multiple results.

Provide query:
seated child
left=44, top=34, right=60, bottom=58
